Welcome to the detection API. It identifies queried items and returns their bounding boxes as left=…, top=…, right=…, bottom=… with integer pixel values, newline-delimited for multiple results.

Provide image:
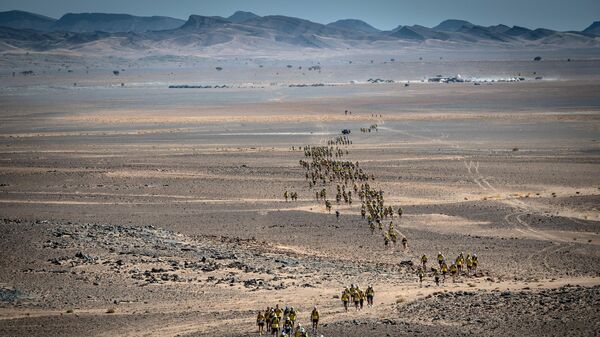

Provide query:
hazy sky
left=1, top=0, right=598, bottom=31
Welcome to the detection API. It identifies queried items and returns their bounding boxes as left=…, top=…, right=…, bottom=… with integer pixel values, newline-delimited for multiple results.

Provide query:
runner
left=417, top=267, right=425, bottom=287
left=441, top=261, right=448, bottom=282
left=270, top=311, right=280, bottom=337
left=366, top=285, right=375, bottom=307
left=289, top=307, right=297, bottom=332
left=311, top=306, right=320, bottom=335
left=341, top=288, right=350, bottom=311
left=450, top=263, right=458, bottom=282
left=257, top=310, right=266, bottom=335
left=433, top=268, right=440, bottom=286
left=358, top=287, right=365, bottom=310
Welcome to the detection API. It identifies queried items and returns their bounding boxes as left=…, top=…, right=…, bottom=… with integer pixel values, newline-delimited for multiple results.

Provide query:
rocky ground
left=320, top=285, right=600, bottom=337
left=3, top=215, right=597, bottom=337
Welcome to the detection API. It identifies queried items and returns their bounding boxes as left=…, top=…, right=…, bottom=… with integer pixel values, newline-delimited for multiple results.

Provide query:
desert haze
left=0, top=5, right=599, bottom=337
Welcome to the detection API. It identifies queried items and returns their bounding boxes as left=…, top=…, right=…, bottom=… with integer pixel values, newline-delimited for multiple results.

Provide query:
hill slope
left=0, top=10, right=56, bottom=31
left=327, top=19, right=380, bottom=33
left=583, top=21, right=600, bottom=35
left=51, top=13, right=185, bottom=33
left=227, top=11, right=260, bottom=23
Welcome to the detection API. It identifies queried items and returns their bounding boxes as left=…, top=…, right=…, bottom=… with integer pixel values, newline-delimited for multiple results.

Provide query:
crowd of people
left=283, top=190, right=299, bottom=202
left=297, top=129, right=408, bottom=251
left=253, top=285, right=376, bottom=335
left=326, top=135, right=352, bottom=147
left=340, top=284, right=375, bottom=311
left=359, top=124, right=378, bottom=133
left=256, top=305, right=320, bottom=336
left=299, top=147, right=372, bottom=204
left=359, top=185, right=407, bottom=249
left=262, top=123, right=486, bottom=336
left=417, top=252, right=480, bottom=286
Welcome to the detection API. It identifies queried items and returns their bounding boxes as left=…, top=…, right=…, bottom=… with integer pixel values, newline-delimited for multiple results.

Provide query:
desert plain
left=0, top=53, right=599, bottom=336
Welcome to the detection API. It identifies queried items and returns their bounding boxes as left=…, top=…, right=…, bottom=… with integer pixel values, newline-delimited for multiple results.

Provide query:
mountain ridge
left=50, top=13, right=185, bottom=33
left=0, top=10, right=598, bottom=52
left=584, top=21, right=600, bottom=35
left=0, top=10, right=56, bottom=31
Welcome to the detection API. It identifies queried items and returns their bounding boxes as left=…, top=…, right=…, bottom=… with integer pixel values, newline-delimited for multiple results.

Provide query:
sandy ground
left=0, top=60, right=599, bottom=336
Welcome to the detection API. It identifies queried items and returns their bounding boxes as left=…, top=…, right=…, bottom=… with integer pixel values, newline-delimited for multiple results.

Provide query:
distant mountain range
left=0, top=10, right=598, bottom=53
